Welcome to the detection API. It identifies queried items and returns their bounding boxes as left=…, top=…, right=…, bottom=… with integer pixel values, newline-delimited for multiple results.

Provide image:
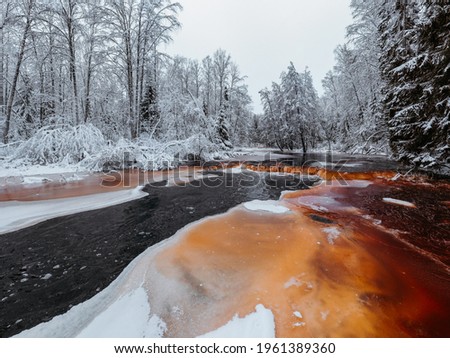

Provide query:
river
left=0, top=152, right=449, bottom=337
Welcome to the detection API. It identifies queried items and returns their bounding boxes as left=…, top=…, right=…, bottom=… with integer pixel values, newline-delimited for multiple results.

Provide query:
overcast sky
left=164, top=0, right=353, bottom=113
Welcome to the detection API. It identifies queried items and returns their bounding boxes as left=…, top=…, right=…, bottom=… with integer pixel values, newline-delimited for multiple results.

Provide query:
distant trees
left=1, top=0, right=183, bottom=142
left=158, top=49, right=252, bottom=148
left=259, top=63, right=320, bottom=152
left=1, top=1, right=254, bottom=151
left=379, top=0, right=450, bottom=169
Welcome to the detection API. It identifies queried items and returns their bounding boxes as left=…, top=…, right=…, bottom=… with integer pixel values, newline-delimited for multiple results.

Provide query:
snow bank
left=21, top=176, right=53, bottom=185
left=14, top=246, right=158, bottom=338
left=244, top=200, right=290, bottom=214
left=0, top=164, right=82, bottom=179
left=0, top=186, right=148, bottom=234
left=12, top=124, right=106, bottom=165
left=77, top=287, right=166, bottom=338
left=3, top=124, right=232, bottom=173
left=198, top=305, right=275, bottom=338
left=78, top=134, right=229, bottom=171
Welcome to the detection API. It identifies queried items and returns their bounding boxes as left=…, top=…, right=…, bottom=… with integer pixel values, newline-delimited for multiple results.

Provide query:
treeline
left=1, top=0, right=448, bottom=172
left=1, top=0, right=252, bottom=150
left=258, top=0, right=449, bottom=171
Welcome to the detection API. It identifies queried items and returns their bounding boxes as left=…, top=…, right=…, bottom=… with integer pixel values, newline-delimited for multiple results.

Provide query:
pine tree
left=140, top=84, right=159, bottom=135
left=217, top=87, right=232, bottom=148
left=379, top=0, right=449, bottom=169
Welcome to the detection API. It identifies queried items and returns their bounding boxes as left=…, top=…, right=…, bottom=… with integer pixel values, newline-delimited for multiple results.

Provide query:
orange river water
left=1, top=167, right=449, bottom=337
left=152, top=175, right=449, bottom=337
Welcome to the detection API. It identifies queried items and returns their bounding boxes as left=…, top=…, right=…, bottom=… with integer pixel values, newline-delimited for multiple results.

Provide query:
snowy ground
left=0, top=161, right=83, bottom=179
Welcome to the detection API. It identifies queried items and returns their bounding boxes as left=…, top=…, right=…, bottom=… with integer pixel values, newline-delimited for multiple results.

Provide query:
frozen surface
left=322, top=227, right=341, bottom=245
left=14, top=248, right=158, bottom=338
left=383, top=197, right=416, bottom=208
left=198, top=304, right=275, bottom=338
left=21, top=176, right=53, bottom=184
left=165, top=171, right=219, bottom=186
left=0, top=163, right=81, bottom=178
left=222, top=166, right=244, bottom=174
left=244, top=200, right=290, bottom=214
left=348, top=180, right=372, bottom=188
left=0, top=186, right=148, bottom=234
left=293, top=196, right=336, bottom=212
left=77, top=287, right=166, bottom=338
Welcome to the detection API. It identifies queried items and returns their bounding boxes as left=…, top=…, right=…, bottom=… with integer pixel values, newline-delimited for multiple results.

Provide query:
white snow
left=165, top=171, right=219, bottom=186
left=198, top=304, right=275, bottom=338
left=293, top=322, right=306, bottom=327
left=0, top=186, right=148, bottom=234
left=0, top=163, right=82, bottom=179
left=348, top=180, right=372, bottom=188
left=284, top=277, right=301, bottom=288
left=77, top=287, right=166, bottom=338
left=322, top=227, right=341, bottom=245
left=222, top=166, right=244, bottom=174
left=294, top=196, right=337, bottom=212
left=13, top=204, right=279, bottom=338
left=284, top=275, right=313, bottom=290
left=244, top=200, right=290, bottom=214
left=14, top=246, right=158, bottom=338
left=41, top=274, right=53, bottom=281
left=321, top=311, right=330, bottom=321
left=339, top=162, right=363, bottom=167
left=22, top=176, right=53, bottom=185
left=382, top=198, right=416, bottom=208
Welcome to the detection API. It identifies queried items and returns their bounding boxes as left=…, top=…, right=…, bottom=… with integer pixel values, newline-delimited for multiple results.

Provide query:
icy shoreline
left=0, top=186, right=148, bottom=235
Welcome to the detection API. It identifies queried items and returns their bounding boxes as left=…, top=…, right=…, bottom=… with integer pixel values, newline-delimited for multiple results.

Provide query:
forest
left=0, top=0, right=449, bottom=173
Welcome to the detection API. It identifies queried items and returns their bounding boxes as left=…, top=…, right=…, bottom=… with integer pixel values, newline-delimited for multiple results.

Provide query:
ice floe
left=382, top=198, right=416, bottom=208
left=243, top=200, right=290, bottom=214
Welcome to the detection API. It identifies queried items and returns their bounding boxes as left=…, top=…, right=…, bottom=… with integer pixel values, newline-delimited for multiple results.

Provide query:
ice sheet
left=0, top=186, right=148, bottom=234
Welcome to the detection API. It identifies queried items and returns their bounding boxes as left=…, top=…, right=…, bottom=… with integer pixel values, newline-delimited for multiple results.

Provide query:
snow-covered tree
left=259, top=63, right=320, bottom=152
left=379, top=0, right=450, bottom=169
left=320, top=0, right=387, bottom=154
left=3, top=0, right=36, bottom=143
left=158, top=50, right=252, bottom=148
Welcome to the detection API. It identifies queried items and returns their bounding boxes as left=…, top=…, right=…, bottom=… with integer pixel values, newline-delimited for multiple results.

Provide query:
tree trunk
left=67, top=14, right=80, bottom=125
left=3, top=0, right=34, bottom=144
left=84, top=38, right=94, bottom=123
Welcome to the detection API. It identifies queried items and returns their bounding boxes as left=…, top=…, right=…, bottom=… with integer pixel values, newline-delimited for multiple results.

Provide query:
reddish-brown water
left=0, top=167, right=201, bottom=201
left=1, top=160, right=449, bottom=337
left=153, top=175, right=449, bottom=337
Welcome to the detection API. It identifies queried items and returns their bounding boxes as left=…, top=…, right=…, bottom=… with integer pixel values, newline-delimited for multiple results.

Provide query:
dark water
left=3, top=152, right=448, bottom=337
left=0, top=170, right=318, bottom=337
